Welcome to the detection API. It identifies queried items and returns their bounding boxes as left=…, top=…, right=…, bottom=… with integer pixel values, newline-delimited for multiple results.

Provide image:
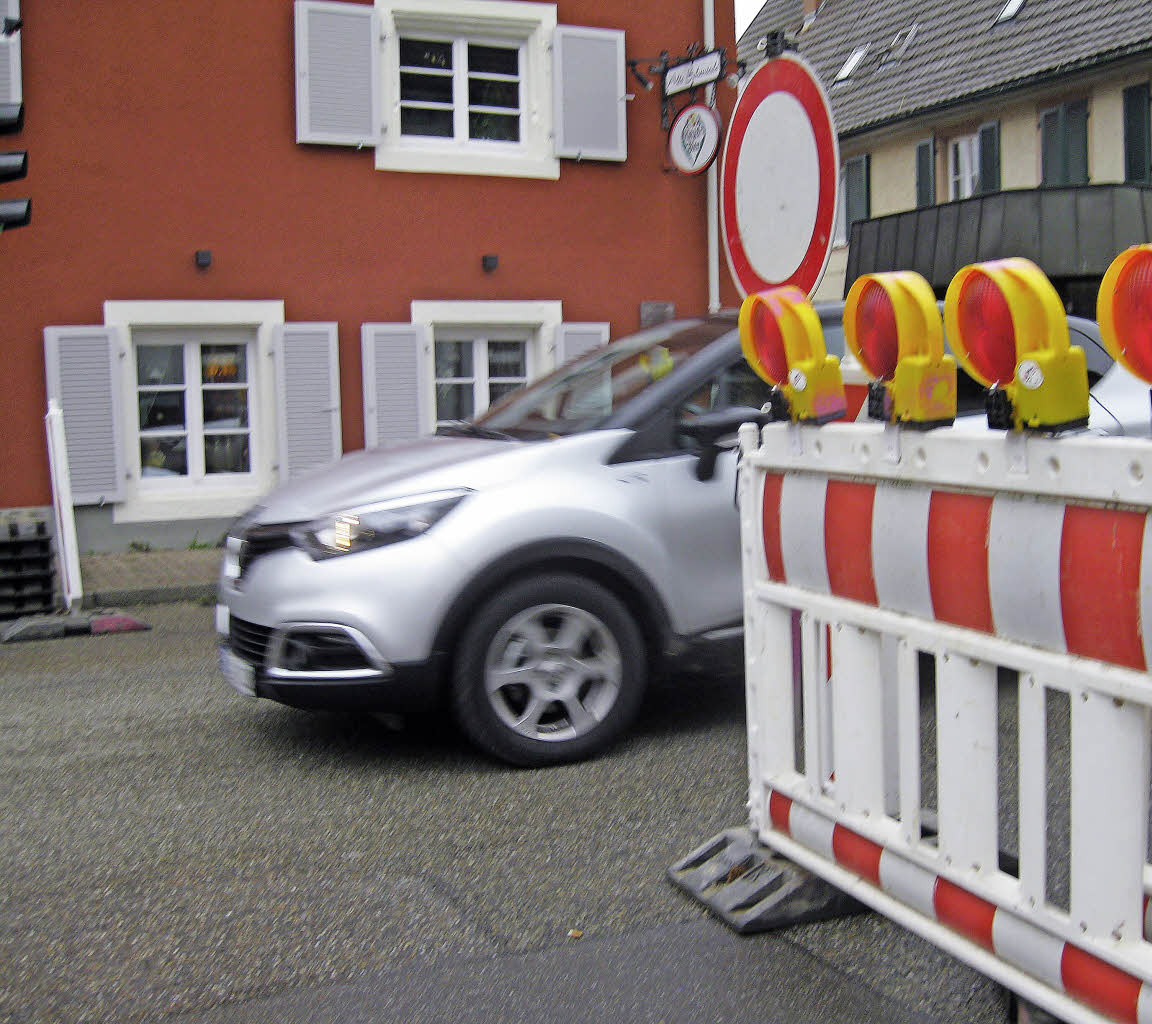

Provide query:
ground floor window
left=434, top=330, right=530, bottom=422
left=135, top=333, right=253, bottom=480
left=411, top=300, right=563, bottom=434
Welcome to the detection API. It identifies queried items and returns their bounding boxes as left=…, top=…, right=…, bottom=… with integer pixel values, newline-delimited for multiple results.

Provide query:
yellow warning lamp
left=738, top=285, right=847, bottom=423
left=843, top=271, right=956, bottom=428
left=944, top=257, right=1088, bottom=432
left=1097, top=244, right=1152, bottom=386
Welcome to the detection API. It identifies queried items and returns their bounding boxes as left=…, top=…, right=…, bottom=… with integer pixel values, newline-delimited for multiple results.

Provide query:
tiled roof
left=737, top=0, right=1152, bottom=136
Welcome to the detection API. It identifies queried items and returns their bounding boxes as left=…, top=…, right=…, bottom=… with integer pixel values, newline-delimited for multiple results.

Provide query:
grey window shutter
left=556, top=322, right=609, bottom=364
left=273, top=323, right=343, bottom=481
left=43, top=326, right=124, bottom=505
left=914, top=139, right=934, bottom=208
left=295, top=0, right=381, bottom=146
left=0, top=0, right=20, bottom=105
left=977, top=121, right=1000, bottom=194
left=553, top=26, right=626, bottom=162
left=361, top=323, right=429, bottom=448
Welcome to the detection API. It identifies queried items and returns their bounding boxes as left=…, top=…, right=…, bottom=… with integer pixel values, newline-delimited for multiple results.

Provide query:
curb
left=82, top=583, right=216, bottom=608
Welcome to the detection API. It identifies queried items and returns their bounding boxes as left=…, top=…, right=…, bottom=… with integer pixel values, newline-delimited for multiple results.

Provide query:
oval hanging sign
left=720, top=53, right=839, bottom=298
left=668, top=103, right=723, bottom=176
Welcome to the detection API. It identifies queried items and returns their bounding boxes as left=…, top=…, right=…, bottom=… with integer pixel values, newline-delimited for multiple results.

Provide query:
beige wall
left=1000, top=103, right=1038, bottom=189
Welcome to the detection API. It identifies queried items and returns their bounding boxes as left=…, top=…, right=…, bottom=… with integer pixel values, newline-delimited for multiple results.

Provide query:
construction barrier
left=733, top=248, right=1152, bottom=1024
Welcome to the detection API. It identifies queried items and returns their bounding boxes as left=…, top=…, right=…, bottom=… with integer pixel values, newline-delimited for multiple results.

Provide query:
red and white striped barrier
left=737, top=419, right=1152, bottom=1024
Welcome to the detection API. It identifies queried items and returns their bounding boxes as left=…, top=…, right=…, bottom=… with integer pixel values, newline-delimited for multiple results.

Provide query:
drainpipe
left=704, top=0, right=720, bottom=313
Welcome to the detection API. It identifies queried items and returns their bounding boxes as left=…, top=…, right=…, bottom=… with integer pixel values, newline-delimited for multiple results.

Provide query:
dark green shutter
left=1066, top=99, right=1089, bottom=185
left=1123, top=83, right=1151, bottom=184
left=915, top=139, right=935, bottom=208
left=845, top=154, right=870, bottom=230
left=977, top=122, right=1000, bottom=194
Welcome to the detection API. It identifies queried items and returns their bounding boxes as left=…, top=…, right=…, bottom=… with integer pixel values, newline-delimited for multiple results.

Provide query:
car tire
left=450, top=574, right=648, bottom=767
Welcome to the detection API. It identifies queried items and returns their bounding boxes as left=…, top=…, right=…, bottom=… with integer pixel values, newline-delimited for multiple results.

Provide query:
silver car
left=217, top=312, right=782, bottom=766
left=216, top=306, right=1139, bottom=766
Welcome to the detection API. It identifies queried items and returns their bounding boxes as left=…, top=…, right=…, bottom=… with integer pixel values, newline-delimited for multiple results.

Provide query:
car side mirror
left=678, top=406, right=772, bottom=481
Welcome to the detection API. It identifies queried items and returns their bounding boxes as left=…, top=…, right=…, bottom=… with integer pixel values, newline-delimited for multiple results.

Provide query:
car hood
left=249, top=430, right=633, bottom=524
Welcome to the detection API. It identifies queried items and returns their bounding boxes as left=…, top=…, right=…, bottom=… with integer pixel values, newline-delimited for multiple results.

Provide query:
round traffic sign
left=721, top=53, right=839, bottom=298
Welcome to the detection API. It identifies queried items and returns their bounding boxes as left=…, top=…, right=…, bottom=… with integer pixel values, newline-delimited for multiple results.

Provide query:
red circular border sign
left=720, top=53, right=839, bottom=298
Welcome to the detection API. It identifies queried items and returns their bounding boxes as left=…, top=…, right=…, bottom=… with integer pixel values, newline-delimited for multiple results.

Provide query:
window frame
left=133, top=333, right=256, bottom=487
left=433, top=328, right=532, bottom=424
left=411, top=299, right=562, bottom=434
left=835, top=154, right=870, bottom=246
left=103, top=300, right=285, bottom=524
left=376, top=0, right=559, bottom=179
left=949, top=133, right=979, bottom=200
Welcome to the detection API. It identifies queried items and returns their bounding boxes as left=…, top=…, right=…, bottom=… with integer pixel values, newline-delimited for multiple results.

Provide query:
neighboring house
left=739, top=0, right=1152, bottom=311
left=0, top=0, right=739, bottom=555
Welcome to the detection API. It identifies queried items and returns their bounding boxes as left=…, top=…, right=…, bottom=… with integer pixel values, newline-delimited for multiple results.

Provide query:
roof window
left=888, top=22, right=918, bottom=59
left=995, top=0, right=1026, bottom=23
left=833, top=44, right=870, bottom=83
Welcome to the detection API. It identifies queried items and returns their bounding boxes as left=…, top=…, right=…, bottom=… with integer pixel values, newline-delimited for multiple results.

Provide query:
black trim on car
left=252, top=655, right=446, bottom=713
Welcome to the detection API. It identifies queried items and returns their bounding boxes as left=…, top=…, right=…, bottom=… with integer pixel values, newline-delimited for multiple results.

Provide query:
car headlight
left=293, top=489, right=471, bottom=559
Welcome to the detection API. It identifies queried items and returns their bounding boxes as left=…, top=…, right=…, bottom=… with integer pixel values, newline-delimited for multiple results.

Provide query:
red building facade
left=1, top=0, right=738, bottom=550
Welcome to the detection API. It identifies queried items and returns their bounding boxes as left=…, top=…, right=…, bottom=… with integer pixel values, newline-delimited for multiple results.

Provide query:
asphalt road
left=0, top=602, right=1007, bottom=1024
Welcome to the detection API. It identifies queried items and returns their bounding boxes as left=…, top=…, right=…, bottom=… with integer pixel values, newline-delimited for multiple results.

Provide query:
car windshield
left=471, top=319, right=724, bottom=439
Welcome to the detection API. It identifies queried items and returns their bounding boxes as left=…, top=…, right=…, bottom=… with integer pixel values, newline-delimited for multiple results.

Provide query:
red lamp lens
left=751, top=302, right=789, bottom=385
left=1113, top=253, right=1152, bottom=381
left=855, top=281, right=899, bottom=380
left=957, top=274, right=1016, bottom=385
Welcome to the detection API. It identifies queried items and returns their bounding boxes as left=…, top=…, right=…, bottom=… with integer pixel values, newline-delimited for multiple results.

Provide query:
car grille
left=230, top=616, right=273, bottom=666
left=237, top=525, right=296, bottom=578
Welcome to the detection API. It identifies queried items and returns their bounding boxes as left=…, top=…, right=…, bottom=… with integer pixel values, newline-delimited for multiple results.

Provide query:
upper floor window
left=948, top=122, right=1000, bottom=200
left=1041, top=99, right=1089, bottom=186
left=399, top=36, right=522, bottom=144
left=835, top=154, right=870, bottom=245
left=294, top=1, right=627, bottom=180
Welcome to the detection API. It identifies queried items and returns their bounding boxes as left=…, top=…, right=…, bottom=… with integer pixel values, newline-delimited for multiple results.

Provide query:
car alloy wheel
left=484, top=601, right=622, bottom=742
left=451, top=574, right=647, bottom=766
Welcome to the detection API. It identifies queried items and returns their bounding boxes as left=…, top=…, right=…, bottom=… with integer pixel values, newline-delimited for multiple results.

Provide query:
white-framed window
left=380, top=0, right=556, bottom=178
left=950, top=133, right=979, bottom=200
left=134, top=330, right=255, bottom=483
left=833, top=154, right=870, bottom=246
left=433, top=328, right=530, bottom=423
left=410, top=299, right=562, bottom=432
left=104, top=301, right=285, bottom=524
left=294, top=1, right=627, bottom=178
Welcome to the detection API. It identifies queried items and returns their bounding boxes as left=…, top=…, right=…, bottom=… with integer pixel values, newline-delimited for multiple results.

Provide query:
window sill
left=112, top=484, right=268, bottom=525
left=375, top=145, right=559, bottom=180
